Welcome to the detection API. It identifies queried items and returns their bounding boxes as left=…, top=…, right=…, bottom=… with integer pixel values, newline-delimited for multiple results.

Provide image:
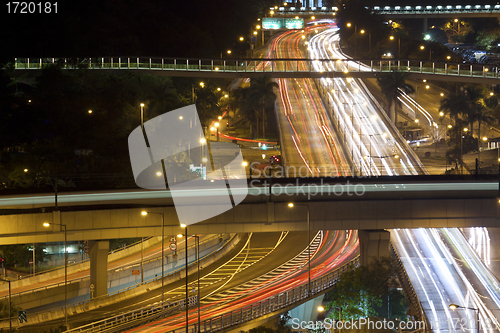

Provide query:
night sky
left=1, top=0, right=499, bottom=61
left=0, top=0, right=272, bottom=61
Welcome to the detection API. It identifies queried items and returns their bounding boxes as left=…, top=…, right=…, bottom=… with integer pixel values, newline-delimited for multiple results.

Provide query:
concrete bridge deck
left=0, top=176, right=498, bottom=244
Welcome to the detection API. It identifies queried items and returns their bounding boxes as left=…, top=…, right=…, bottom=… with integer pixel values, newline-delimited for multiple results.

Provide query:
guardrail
left=165, top=256, right=360, bottom=333
left=0, top=234, right=227, bottom=303
left=11, top=57, right=500, bottom=81
left=15, top=237, right=154, bottom=281
left=66, top=295, right=198, bottom=333
left=390, top=243, right=429, bottom=327
left=270, top=4, right=500, bottom=15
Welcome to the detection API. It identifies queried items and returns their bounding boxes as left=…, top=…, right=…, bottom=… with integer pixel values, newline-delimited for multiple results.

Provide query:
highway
left=126, top=230, right=358, bottom=332
left=0, top=236, right=190, bottom=299
left=307, top=25, right=426, bottom=176
left=4, top=22, right=500, bottom=333
left=392, top=228, right=500, bottom=332
left=37, top=231, right=359, bottom=331
left=269, top=27, right=351, bottom=177
left=267, top=22, right=500, bottom=333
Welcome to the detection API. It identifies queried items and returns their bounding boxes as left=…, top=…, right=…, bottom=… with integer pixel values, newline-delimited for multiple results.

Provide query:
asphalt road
left=127, top=230, right=358, bottom=332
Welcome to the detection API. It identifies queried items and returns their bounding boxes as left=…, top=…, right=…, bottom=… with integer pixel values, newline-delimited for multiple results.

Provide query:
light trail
left=307, top=26, right=424, bottom=176
left=270, top=26, right=351, bottom=177
left=393, top=228, right=500, bottom=333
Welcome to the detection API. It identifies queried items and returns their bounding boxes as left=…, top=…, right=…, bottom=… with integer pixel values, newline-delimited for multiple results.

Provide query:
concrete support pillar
left=89, top=240, right=109, bottom=297
left=423, top=18, right=428, bottom=34
left=358, top=230, right=390, bottom=266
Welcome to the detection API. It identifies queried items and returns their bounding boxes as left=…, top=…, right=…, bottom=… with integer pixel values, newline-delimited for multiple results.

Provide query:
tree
left=325, top=265, right=382, bottom=320
left=241, top=76, right=278, bottom=139
left=324, top=257, right=405, bottom=321
left=277, top=312, right=292, bottom=333
left=442, top=19, right=474, bottom=43
left=476, top=28, right=500, bottom=51
left=376, top=71, right=414, bottom=125
left=336, top=0, right=390, bottom=58
left=195, top=83, right=221, bottom=128
left=462, top=85, right=494, bottom=154
left=439, top=91, right=470, bottom=125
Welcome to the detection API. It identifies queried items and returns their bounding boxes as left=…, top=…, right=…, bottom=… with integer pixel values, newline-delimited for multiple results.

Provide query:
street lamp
left=449, top=304, right=479, bottom=333
left=141, top=211, right=165, bottom=302
left=288, top=203, right=312, bottom=295
left=192, top=234, right=201, bottom=333
left=43, top=222, right=68, bottom=330
left=389, top=36, right=401, bottom=58
left=360, top=29, right=371, bottom=57
left=140, top=103, right=145, bottom=133
left=346, top=23, right=357, bottom=58
left=420, top=45, right=432, bottom=60
left=181, top=224, right=188, bottom=333
left=214, top=122, right=220, bottom=141
left=461, top=127, right=468, bottom=174
left=454, top=19, right=461, bottom=34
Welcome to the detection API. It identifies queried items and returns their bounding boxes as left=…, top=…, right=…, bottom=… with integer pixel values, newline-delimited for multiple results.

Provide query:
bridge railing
left=13, top=57, right=500, bottom=80
left=0, top=234, right=228, bottom=304
left=65, top=295, right=198, bottom=333
left=270, top=4, right=500, bottom=14
left=390, top=243, right=429, bottom=327
left=167, top=256, right=360, bottom=333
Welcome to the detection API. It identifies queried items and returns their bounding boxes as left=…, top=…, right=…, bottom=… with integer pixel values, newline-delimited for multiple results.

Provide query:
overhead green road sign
left=262, top=18, right=304, bottom=29
left=285, top=18, right=304, bottom=29
left=262, top=18, right=283, bottom=29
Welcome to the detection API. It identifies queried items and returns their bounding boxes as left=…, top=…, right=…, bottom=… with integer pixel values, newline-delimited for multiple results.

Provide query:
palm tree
left=195, top=83, right=220, bottom=128
left=241, top=76, right=279, bottom=138
left=463, top=85, right=494, bottom=154
left=439, top=91, right=470, bottom=125
left=376, top=71, right=414, bottom=125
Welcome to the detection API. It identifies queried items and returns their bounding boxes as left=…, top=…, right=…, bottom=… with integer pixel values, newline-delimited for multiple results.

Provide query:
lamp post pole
left=44, top=222, right=67, bottom=329
left=141, top=237, right=144, bottom=283
left=140, top=103, right=145, bottom=133
left=355, top=25, right=357, bottom=58
left=63, top=223, right=67, bottom=329
left=449, top=304, right=479, bottom=333
left=142, top=212, right=165, bottom=302
left=185, top=226, right=188, bottom=333
left=369, top=32, right=372, bottom=57
left=193, top=235, right=201, bottom=333
left=461, top=129, right=468, bottom=174
left=161, top=214, right=164, bottom=302
left=32, top=243, right=35, bottom=276
left=307, top=206, right=310, bottom=294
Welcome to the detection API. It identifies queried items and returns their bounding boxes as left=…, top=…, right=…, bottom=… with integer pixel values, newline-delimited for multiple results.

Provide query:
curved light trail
left=128, top=230, right=358, bottom=332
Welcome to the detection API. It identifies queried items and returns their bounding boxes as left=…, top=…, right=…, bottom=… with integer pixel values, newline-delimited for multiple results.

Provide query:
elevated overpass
left=11, top=57, right=500, bottom=84
left=0, top=176, right=498, bottom=244
left=271, top=4, right=500, bottom=19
